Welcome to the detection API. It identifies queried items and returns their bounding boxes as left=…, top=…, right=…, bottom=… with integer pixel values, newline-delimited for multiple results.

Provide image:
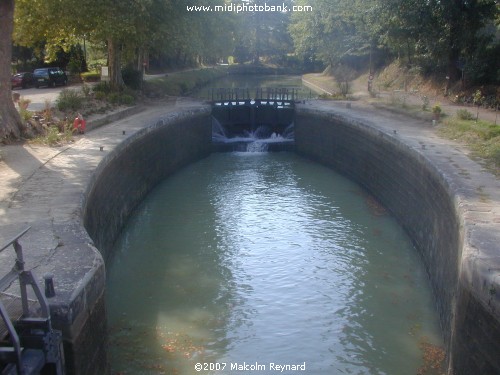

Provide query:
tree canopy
left=289, top=0, right=499, bottom=82
left=2, top=0, right=499, bottom=140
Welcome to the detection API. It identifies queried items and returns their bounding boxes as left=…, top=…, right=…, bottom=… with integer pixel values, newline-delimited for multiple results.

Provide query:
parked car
left=11, top=72, right=35, bottom=89
left=33, top=67, right=68, bottom=88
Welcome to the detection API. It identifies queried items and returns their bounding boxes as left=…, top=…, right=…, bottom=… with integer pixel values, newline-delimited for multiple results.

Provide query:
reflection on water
left=107, top=152, right=442, bottom=375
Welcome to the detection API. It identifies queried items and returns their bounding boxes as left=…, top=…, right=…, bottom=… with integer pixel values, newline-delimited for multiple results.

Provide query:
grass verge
left=143, top=66, right=229, bottom=98
left=438, top=117, right=500, bottom=175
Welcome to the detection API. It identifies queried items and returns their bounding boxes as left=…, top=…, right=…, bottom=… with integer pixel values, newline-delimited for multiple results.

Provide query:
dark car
left=33, top=67, right=68, bottom=88
left=11, top=72, right=35, bottom=89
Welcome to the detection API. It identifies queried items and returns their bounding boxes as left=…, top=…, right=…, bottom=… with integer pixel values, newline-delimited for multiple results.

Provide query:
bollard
left=44, top=273, right=56, bottom=298
left=100, top=146, right=104, bottom=151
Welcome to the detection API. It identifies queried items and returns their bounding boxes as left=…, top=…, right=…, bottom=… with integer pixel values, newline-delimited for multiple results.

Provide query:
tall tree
left=0, top=0, right=24, bottom=140
left=290, top=0, right=369, bottom=68
left=14, top=0, right=170, bottom=89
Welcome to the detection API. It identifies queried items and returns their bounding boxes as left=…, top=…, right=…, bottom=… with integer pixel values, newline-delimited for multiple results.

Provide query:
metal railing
left=208, top=87, right=301, bottom=102
left=0, top=227, right=64, bottom=375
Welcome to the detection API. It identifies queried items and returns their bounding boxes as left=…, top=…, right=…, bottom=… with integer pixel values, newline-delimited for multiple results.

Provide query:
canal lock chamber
left=80, top=105, right=500, bottom=375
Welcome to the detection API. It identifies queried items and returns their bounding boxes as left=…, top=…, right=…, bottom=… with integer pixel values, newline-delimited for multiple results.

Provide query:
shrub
left=46, top=126, right=60, bottom=146
left=456, top=109, right=474, bottom=121
left=122, top=66, right=142, bottom=90
left=432, top=103, right=442, bottom=114
left=81, top=84, right=92, bottom=98
left=119, top=94, right=135, bottom=106
left=81, top=72, right=101, bottom=82
left=19, top=107, right=33, bottom=122
left=94, top=91, right=107, bottom=101
left=93, top=81, right=112, bottom=95
left=107, top=92, right=121, bottom=104
left=57, top=89, right=84, bottom=112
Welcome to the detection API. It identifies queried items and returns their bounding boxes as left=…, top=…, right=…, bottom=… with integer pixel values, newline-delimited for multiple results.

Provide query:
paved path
left=303, top=74, right=500, bottom=124
left=0, top=97, right=206, bottom=280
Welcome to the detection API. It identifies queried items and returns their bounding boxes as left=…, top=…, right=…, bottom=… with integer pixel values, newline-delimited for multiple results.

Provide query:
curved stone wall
left=76, top=109, right=210, bottom=374
left=79, top=105, right=498, bottom=374
left=294, top=106, right=500, bottom=375
left=83, top=109, right=212, bottom=261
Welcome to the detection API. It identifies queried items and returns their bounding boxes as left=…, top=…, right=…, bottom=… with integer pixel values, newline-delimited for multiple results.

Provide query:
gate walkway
left=209, top=87, right=300, bottom=105
left=210, top=88, right=298, bottom=138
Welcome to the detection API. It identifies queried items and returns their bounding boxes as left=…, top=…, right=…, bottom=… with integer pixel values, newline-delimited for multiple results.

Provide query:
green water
left=106, top=152, right=442, bottom=374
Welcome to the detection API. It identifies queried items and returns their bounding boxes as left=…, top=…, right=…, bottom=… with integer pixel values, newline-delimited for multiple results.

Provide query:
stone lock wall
left=78, top=108, right=211, bottom=373
left=83, top=110, right=212, bottom=261
left=76, top=105, right=499, bottom=374
left=294, top=107, right=500, bottom=375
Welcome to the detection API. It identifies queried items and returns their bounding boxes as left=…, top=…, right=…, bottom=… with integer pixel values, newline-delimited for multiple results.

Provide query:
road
left=13, top=73, right=166, bottom=112
left=12, top=84, right=85, bottom=112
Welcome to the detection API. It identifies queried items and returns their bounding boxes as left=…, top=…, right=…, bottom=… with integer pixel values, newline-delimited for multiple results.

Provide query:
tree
left=289, top=0, right=370, bottom=68
left=0, top=0, right=25, bottom=140
left=14, top=0, right=167, bottom=89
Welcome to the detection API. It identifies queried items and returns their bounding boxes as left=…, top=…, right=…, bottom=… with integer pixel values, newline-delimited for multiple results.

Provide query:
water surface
left=107, top=152, right=442, bottom=374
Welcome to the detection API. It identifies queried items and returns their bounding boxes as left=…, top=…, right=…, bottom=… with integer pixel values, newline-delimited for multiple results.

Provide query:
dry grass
left=438, top=117, right=500, bottom=175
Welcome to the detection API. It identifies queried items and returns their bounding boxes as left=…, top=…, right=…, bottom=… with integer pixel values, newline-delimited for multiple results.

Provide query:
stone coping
left=297, top=102, right=499, bottom=307
left=295, top=102, right=499, bottom=373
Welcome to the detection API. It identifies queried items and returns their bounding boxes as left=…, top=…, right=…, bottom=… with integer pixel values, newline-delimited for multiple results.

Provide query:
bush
left=81, top=84, right=92, bottom=98
left=456, top=109, right=474, bottom=121
left=94, top=91, right=107, bottom=101
left=19, top=107, right=33, bottom=122
left=122, top=66, right=142, bottom=90
left=432, top=103, right=442, bottom=114
left=106, top=92, right=135, bottom=106
left=107, top=92, right=121, bottom=104
left=56, top=89, right=84, bottom=112
left=81, top=72, right=101, bottom=82
left=93, top=81, right=112, bottom=95
left=119, top=94, right=135, bottom=105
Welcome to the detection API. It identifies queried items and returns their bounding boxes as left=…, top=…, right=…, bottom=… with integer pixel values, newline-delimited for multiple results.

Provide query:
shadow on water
left=106, top=152, right=443, bottom=375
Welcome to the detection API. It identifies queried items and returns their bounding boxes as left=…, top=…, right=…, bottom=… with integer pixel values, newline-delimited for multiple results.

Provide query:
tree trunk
left=446, top=5, right=462, bottom=83
left=0, top=0, right=25, bottom=141
left=107, top=38, right=124, bottom=90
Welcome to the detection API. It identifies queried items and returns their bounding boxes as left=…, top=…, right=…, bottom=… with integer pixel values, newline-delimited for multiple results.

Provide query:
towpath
left=0, top=97, right=205, bottom=276
left=302, top=73, right=500, bottom=124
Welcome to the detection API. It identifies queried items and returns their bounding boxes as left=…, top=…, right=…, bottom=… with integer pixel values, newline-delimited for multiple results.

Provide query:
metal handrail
left=208, top=87, right=301, bottom=102
left=0, top=227, right=31, bottom=253
left=0, top=227, right=65, bottom=375
left=1, top=227, right=31, bottom=374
